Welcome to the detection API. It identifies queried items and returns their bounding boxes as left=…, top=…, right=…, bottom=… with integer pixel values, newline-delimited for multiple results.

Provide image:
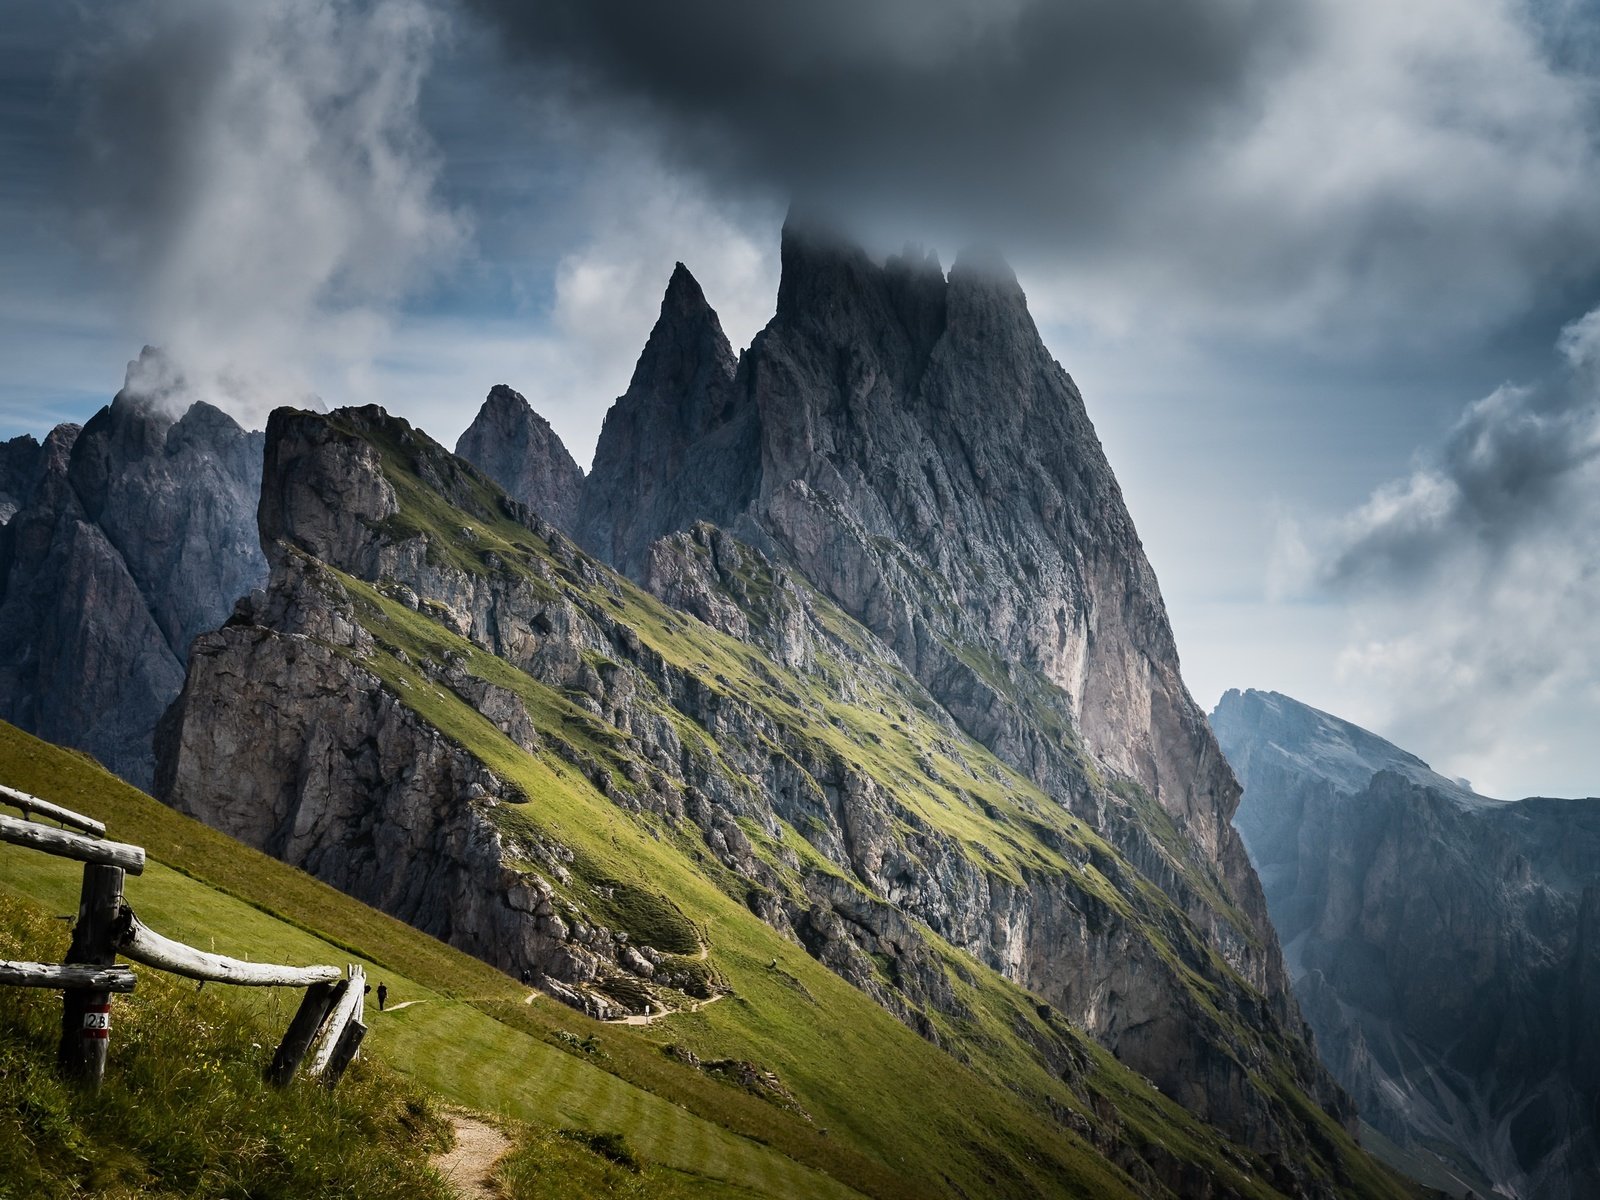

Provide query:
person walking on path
left=377, top=982, right=388, bottom=1012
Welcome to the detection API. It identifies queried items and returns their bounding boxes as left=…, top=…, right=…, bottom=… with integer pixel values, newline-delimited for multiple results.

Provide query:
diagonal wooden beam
left=114, top=902, right=340, bottom=988
left=0, top=784, right=106, bottom=837
left=0, top=959, right=136, bottom=992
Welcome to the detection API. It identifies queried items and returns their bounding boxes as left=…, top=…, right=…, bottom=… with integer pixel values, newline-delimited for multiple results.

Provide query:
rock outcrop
left=0, top=349, right=266, bottom=787
left=575, top=262, right=754, bottom=573
left=0, top=433, right=47, bottom=523
left=579, top=219, right=1299, bottom=1101
left=455, top=384, right=584, bottom=532
left=1214, top=687, right=1600, bottom=1199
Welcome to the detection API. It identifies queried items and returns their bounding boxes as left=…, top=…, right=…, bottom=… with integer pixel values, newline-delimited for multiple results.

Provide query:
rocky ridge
left=0, top=350, right=266, bottom=786
left=1213, top=687, right=1600, bottom=1199
left=154, top=398, right=1405, bottom=1197
left=454, top=384, right=584, bottom=533
left=581, top=223, right=1273, bottom=993
left=578, top=220, right=1303, bottom=1095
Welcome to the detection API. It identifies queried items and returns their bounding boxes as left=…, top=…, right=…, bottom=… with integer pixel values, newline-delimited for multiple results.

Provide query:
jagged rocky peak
left=0, top=433, right=45, bottom=524
left=1214, top=689, right=1600, bottom=1198
left=574, top=260, right=754, bottom=574
left=454, top=384, right=584, bottom=532
left=0, top=347, right=266, bottom=788
left=582, top=217, right=1267, bottom=1007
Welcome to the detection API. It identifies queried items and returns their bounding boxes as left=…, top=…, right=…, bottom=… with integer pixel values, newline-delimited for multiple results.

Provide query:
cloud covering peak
left=467, top=0, right=1600, bottom=342
left=72, top=0, right=464, bottom=425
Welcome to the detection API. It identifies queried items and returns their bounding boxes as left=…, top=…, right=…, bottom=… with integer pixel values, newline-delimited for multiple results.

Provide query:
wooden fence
left=0, top=783, right=367, bottom=1091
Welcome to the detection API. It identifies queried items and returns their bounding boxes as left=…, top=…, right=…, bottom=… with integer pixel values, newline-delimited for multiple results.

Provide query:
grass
left=0, top=890, right=452, bottom=1200
left=493, top=1123, right=754, bottom=1200
left=0, top=722, right=871, bottom=1200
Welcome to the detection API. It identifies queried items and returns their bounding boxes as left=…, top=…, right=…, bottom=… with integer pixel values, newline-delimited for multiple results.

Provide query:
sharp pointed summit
left=574, top=262, right=752, bottom=574
left=455, top=385, right=584, bottom=532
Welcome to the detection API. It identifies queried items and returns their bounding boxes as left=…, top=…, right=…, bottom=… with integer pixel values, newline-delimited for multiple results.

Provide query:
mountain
left=455, top=384, right=584, bottom=532
left=157, top=402, right=1413, bottom=1197
left=574, top=261, right=750, bottom=570
left=151, top=224, right=1420, bottom=1197
left=1212, top=688, right=1600, bottom=1199
left=580, top=217, right=1290, bottom=1071
left=0, top=433, right=49, bottom=522
left=0, top=349, right=265, bottom=787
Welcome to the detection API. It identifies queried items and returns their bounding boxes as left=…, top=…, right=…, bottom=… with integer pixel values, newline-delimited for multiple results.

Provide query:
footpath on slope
left=431, top=1111, right=512, bottom=1200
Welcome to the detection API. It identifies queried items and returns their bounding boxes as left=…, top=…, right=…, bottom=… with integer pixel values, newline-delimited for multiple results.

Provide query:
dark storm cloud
left=464, top=0, right=1298, bottom=234
left=465, top=0, right=1600, bottom=341
left=1316, top=321, right=1600, bottom=591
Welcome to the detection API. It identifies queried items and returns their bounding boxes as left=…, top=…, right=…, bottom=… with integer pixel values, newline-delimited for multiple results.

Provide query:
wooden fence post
left=321, top=1020, right=367, bottom=1089
left=307, top=966, right=364, bottom=1082
left=58, top=863, right=124, bottom=1088
left=266, top=981, right=337, bottom=1086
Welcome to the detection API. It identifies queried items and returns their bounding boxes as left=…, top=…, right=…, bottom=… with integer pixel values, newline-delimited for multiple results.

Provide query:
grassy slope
left=340, top=578, right=1292, bottom=1199
left=0, top=717, right=1329, bottom=1200
left=0, top=718, right=1165, bottom=1198
left=0, top=890, right=453, bottom=1200
left=0, top=723, right=866, bottom=1200
left=307, top=408, right=1417, bottom=1197
left=327, top=412, right=1421, bottom=1197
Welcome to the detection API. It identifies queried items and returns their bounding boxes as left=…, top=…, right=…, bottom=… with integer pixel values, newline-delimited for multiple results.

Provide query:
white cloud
left=72, top=0, right=465, bottom=427
left=1280, top=306, right=1600, bottom=796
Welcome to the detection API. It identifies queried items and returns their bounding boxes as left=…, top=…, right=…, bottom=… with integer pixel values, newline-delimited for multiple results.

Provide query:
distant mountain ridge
left=1215, top=687, right=1490, bottom=813
left=0, top=349, right=265, bottom=786
left=1213, top=687, right=1600, bottom=1199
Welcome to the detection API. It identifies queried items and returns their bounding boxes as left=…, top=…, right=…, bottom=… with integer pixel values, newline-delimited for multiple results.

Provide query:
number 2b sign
left=82, top=1006, right=111, bottom=1039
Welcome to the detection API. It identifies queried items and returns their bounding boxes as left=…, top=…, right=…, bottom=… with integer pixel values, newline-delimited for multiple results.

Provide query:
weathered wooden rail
left=0, top=784, right=367, bottom=1092
left=0, top=784, right=106, bottom=836
left=114, top=903, right=343, bottom=987
left=0, top=812, right=144, bottom=873
left=0, top=961, right=136, bottom=991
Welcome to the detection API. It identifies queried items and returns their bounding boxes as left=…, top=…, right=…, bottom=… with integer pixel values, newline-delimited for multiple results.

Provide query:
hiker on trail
left=377, top=982, right=388, bottom=1011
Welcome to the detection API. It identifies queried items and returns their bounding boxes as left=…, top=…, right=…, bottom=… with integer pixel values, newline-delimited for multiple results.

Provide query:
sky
left=3, top=0, right=1599, bottom=798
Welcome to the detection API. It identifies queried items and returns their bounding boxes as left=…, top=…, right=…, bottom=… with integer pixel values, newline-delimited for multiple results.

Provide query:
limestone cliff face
left=574, top=263, right=756, bottom=574
left=1214, top=688, right=1600, bottom=1200
left=0, top=351, right=265, bottom=786
left=455, top=385, right=584, bottom=532
left=581, top=220, right=1284, bottom=1032
left=157, top=401, right=1368, bottom=1195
